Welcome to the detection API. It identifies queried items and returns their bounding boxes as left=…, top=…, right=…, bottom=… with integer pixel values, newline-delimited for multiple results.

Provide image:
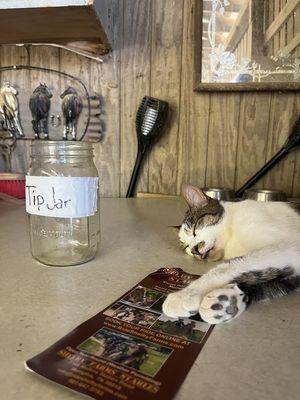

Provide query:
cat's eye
left=179, top=240, right=188, bottom=250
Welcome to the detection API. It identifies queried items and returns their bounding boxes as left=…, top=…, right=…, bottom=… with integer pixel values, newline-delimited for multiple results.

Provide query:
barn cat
left=162, top=184, right=300, bottom=324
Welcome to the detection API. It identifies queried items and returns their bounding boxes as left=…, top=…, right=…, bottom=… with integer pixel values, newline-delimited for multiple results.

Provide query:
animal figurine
left=0, top=83, right=24, bottom=138
left=60, top=86, right=83, bottom=140
left=29, top=83, right=53, bottom=139
left=0, top=135, right=16, bottom=172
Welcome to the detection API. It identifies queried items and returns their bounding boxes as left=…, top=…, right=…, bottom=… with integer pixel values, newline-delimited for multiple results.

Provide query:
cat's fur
left=162, top=185, right=300, bottom=324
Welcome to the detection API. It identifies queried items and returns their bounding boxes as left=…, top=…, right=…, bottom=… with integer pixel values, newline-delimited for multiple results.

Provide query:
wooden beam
left=0, top=3, right=111, bottom=57
left=265, top=0, right=300, bottom=43
left=279, top=32, right=300, bottom=56
left=251, top=0, right=266, bottom=57
left=224, top=0, right=250, bottom=52
left=195, top=81, right=300, bottom=91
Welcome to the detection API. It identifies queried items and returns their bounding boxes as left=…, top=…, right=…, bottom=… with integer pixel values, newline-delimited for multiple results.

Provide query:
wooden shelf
left=0, top=1, right=111, bottom=59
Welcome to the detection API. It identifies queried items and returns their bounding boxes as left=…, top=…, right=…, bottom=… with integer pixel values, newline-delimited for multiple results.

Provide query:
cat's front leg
left=162, top=285, right=204, bottom=318
left=162, top=261, right=245, bottom=320
left=162, top=271, right=226, bottom=318
left=162, top=281, right=247, bottom=323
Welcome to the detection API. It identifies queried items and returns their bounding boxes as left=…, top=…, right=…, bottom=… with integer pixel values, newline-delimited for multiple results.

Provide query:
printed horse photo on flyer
left=121, top=286, right=165, bottom=309
left=151, top=314, right=210, bottom=343
left=103, top=302, right=159, bottom=328
left=77, top=328, right=173, bottom=377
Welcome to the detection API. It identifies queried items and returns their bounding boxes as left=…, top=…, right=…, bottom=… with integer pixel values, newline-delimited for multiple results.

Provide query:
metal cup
left=203, top=187, right=235, bottom=201
left=243, top=189, right=287, bottom=202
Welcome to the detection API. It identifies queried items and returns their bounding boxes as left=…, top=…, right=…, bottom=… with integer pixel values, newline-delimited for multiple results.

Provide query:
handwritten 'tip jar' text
left=26, top=185, right=72, bottom=211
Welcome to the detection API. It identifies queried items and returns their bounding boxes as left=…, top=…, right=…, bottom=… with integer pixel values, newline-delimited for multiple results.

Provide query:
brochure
left=26, top=267, right=213, bottom=400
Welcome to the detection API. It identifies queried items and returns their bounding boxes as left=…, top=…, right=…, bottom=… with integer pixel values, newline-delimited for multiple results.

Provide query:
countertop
left=0, top=198, right=299, bottom=400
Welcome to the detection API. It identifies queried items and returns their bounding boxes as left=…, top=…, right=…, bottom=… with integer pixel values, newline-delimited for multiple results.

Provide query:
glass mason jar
left=26, top=141, right=100, bottom=266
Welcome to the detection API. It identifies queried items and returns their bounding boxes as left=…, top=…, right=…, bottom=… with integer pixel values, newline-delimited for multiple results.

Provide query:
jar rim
left=30, top=141, right=94, bottom=158
left=31, top=141, right=93, bottom=148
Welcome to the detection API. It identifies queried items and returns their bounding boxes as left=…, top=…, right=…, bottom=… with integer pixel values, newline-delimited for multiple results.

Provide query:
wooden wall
left=0, top=0, right=299, bottom=197
left=267, top=0, right=300, bottom=57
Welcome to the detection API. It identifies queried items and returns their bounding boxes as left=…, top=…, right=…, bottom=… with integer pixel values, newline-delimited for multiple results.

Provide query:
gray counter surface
left=0, top=198, right=299, bottom=400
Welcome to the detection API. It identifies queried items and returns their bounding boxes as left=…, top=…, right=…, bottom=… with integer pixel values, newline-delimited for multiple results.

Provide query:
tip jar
left=26, top=141, right=100, bottom=266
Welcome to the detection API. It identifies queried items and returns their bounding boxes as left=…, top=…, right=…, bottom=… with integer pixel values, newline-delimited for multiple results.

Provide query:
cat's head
left=179, top=184, right=225, bottom=261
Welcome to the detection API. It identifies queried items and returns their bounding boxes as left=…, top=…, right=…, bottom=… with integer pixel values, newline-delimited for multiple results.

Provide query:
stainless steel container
left=243, top=189, right=287, bottom=202
left=203, top=187, right=235, bottom=201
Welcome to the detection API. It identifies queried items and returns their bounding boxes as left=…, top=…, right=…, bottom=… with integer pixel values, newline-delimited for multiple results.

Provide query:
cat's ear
left=181, top=184, right=208, bottom=208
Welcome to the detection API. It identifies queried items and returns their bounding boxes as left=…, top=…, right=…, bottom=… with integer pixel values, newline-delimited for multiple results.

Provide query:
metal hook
left=50, top=114, right=61, bottom=128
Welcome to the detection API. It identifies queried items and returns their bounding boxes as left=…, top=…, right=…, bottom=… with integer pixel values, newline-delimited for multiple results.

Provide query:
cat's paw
left=162, top=288, right=202, bottom=318
left=199, top=284, right=247, bottom=324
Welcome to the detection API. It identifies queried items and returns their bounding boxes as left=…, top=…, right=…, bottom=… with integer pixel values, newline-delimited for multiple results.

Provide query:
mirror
left=195, top=0, right=300, bottom=91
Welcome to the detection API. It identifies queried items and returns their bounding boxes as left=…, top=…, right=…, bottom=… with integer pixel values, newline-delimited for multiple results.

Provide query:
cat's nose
left=191, top=241, right=205, bottom=256
left=191, top=245, right=201, bottom=256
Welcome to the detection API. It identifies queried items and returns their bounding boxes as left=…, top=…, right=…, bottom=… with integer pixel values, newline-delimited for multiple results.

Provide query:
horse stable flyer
left=25, top=267, right=213, bottom=400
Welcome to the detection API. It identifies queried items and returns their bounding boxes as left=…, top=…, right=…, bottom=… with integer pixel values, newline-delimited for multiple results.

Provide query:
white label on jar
left=25, top=176, right=98, bottom=218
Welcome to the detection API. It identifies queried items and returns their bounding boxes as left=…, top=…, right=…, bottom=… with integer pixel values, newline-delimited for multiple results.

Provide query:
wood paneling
left=235, top=93, right=272, bottom=190
left=148, top=0, right=184, bottom=195
left=1, top=0, right=299, bottom=197
left=206, top=93, right=240, bottom=188
left=177, top=0, right=209, bottom=192
left=91, top=0, right=122, bottom=198
left=0, top=45, right=30, bottom=173
left=292, top=94, right=300, bottom=197
left=29, top=46, right=60, bottom=85
left=120, top=0, right=152, bottom=196
left=266, top=0, right=300, bottom=56
left=262, top=92, right=299, bottom=193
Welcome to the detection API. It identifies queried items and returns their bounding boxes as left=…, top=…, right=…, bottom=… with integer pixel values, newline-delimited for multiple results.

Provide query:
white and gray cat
left=162, top=184, right=300, bottom=324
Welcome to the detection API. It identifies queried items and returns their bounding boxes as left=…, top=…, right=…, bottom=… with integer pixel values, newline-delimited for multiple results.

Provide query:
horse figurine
left=60, top=86, right=83, bottom=141
left=0, top=83, right=24, bottom=138
left=29, top=83, right=53, bottom=139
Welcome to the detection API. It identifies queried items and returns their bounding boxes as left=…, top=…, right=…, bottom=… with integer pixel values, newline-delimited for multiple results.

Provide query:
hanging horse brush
left=126, top=96, right=169, bottom=198
left=235, top=117, right=300, bottom=198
